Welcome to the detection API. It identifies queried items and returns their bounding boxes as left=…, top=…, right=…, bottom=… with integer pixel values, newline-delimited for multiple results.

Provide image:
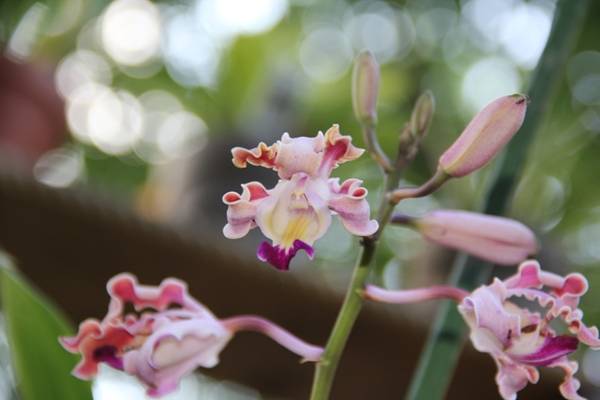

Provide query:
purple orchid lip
left=93, top=345, right=124, bottom=370
left=514, top=335, right=579, bottom=367
left=257, top=240, right=315, bottom=271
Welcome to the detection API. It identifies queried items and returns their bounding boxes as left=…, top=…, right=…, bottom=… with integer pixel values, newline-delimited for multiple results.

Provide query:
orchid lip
left=513, top=335, right=579, bottom=367
left=257, top=240, right=315, bottom=271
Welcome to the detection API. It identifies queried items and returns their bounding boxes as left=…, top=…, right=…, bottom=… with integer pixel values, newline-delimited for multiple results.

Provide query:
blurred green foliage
left=0, top=258, right=92, bottom=400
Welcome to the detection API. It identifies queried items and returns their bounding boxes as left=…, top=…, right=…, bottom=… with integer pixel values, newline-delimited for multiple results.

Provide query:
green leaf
left=0, top=263, right=92, bottom=400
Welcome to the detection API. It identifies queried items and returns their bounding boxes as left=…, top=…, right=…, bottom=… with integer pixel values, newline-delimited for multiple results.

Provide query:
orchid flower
left=60, top=273, right=323, bottom=397
left=364, top=260, right=600, bottom=400
left=223, top=124, right=378, bottom=270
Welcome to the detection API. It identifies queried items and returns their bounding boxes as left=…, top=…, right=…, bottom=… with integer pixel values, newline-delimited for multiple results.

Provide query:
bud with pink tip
left=439, top=94, right=527, bottom=177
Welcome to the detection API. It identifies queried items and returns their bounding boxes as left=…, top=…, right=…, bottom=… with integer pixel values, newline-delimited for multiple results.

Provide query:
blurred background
left=1, top=0, right=600, bottom=398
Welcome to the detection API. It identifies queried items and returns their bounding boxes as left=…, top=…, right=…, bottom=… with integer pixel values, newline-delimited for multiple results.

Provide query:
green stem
left=309, top=168, right=400, bottom=400
left=363, top=122, right=394, bottom=173
left=405, top=1, right=589, bottom=399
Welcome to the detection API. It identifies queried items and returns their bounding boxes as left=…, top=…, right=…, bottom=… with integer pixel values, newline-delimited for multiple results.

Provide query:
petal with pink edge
left=222, top=181, right=270, bottom=239
left=495, top=360, right=539, bottom=400
left=460, top=279, right=520, bottom=347
left=318, top=124, right=365, bottom=176
left=328, top=178, right=378, bottom=236
left=231, top=142, right=278, bottom=170
left=123, top=318, right=232, bottom=397
left=549, top=358, right=584, bottom=400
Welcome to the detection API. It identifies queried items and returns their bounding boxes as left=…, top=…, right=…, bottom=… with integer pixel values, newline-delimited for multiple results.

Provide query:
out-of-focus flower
left=224, top=125, right=378, bottom=270
left=364, top=260, right=600, bottom=400
left=439, top=94, right=527, bottom=177
left=460, top=261, right=599, bottom=400
left=61, top=274, right=323, bottom=397
left=393, top=209, right=538, bottom=265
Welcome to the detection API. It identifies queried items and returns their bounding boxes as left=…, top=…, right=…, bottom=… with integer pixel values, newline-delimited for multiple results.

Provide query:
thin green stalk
left=310, top=88, right=433, bottom=398
left=405, top=1, right=589, bottom=399
left=309, top=170, right=400, bottom=400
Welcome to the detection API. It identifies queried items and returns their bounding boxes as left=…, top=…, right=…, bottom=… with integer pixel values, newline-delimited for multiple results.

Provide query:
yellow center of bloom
left=280, top=213, right=313, bottom=248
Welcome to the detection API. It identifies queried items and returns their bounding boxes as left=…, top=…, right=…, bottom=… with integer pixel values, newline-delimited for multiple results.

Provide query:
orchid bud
left=410, top=90, right=435, bottom=139
left=352, top=51, right=380, bottom=124
left=413, top=210, right=537, bottom=265
left=439, top=94, right=527, bottom=177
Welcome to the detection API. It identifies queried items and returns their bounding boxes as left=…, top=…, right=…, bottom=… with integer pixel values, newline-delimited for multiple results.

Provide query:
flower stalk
left=389, top=168, right=450, bottom=203
left=309, top=90, right=434, bottom=399
left=221, top=315, right=323, bottom=362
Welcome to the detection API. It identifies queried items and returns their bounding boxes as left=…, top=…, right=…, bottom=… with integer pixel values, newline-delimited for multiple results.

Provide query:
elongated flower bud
left=414, top=209, right=537, bottom=265
left=352, top=51, right=380, bottom=124
left=410, top=90, right=435, bottom=139
left=439, top=94, right=527, bottom=177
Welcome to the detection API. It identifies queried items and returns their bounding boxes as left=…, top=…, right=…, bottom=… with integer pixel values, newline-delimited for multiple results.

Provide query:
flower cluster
left=60, top=274, right=322, bottom=397
left=60, top=63, right=597, bottom=400
left=365, top=260, right=600, bottom=400
left=223, top=124, right=378, bottom=270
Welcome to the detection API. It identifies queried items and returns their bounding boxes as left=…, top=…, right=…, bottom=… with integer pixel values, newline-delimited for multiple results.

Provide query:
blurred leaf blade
left=0, top=261, right=92, bottom=400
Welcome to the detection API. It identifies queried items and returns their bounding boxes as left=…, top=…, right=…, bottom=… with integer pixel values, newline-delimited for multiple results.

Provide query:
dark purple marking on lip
left=93, top=345, right=124, bottom=370
left=514, top=335, right=578, bottom=366
left=257, top=240, right=315, bottom=271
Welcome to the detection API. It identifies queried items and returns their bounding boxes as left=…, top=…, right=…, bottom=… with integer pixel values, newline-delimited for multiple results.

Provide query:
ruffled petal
left=328, top=178, right=378, bottom=236
left=274, top=132, right=325, bottom=179
left=231, top=142, right=278, bottom=170
left=549, top=358, right=584, bottom=400
left=123, top=318, right=232, bottom=397
left=506, top=261, right=588, bottom=298
left=460, top=279, right=520, bottom=347
left=59, top=320, right=133, bottom=379
left=222, top=181, right=270, bottom=239
left=495, top=359, right=539, bottom=400
left=318, top=124, right=364, bottom=176
left=107, top=273, right=209, bottom=315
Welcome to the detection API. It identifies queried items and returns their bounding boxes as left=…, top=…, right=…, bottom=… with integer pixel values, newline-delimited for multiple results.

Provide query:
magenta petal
left=516, top=336, right=579, bottom=367
left=257, top=240, right=314, bottom=271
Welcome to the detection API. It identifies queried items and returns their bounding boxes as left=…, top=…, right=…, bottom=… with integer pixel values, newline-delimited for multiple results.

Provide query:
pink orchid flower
left=60, top=273, right=323, bottom=397
left=364, top=260, right=600, bottom=400
left=223, top=124, right=378, bottom=270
